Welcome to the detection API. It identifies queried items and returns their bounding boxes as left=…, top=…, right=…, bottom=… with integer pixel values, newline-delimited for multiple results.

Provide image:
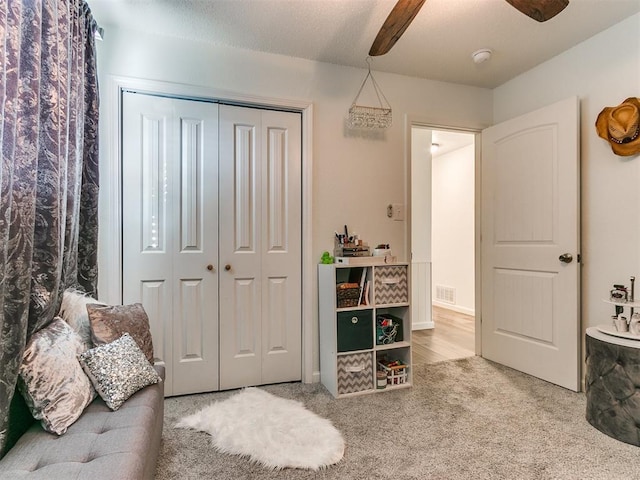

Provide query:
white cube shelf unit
left=319, top=262, right=412, bottom=398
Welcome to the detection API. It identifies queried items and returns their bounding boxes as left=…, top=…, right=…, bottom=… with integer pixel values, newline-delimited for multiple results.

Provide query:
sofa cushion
left=0, top=366, right=165, bottom=480
left=87, top=303, right=154, bottom=363
left=78, top=333, right=161, bottom=411
left=18, top=318, right=96, bottom=435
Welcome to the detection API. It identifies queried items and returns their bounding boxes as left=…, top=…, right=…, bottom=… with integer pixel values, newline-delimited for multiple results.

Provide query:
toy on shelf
left=320, top=251, right=334, bottom=264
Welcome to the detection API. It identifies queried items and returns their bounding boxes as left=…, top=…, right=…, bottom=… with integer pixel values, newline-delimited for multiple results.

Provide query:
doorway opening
left=410, top=126, right=476, bottom=365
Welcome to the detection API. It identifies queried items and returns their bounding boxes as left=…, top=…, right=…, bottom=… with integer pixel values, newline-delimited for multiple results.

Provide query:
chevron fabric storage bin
left=337, top=352, right=374, bottom=395
left=374, top=265, right=409, bottom=305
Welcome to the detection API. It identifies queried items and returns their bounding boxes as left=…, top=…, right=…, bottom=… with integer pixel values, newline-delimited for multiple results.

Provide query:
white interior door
left=122, top=92, right=219, bottom=396
left=218, top=105, right=302, bottom=390
left=481, top=96, right=580, bottom=391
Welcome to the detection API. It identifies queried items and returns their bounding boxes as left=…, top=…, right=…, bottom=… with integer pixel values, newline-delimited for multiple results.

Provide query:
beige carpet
left=156, top=357, right=638, bottom=479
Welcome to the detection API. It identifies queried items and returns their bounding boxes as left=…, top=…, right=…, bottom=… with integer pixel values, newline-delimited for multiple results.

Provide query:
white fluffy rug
left=175, top=387, right=345, bottom=470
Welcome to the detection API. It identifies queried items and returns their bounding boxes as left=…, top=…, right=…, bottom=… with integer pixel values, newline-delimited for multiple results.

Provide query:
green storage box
left=376, top=314, right=404, bottom=345
left=337, top=310, right=373, bottom=352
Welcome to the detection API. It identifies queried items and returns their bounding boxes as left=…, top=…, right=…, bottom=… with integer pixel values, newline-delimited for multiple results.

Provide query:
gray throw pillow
left=87, top=303, right=155, bottom=363
left=18, top=318, right=96, bottom=435
left=78, top=333, right=161, bottom=411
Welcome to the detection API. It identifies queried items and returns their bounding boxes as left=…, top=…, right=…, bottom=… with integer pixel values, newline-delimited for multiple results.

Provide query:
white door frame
left=404, top=114, right=484, bottom=354
left=99, top=76, right=315, bottom=383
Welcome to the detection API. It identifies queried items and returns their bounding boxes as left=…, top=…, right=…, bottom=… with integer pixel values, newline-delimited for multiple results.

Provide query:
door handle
left=225, top=264, right=232, bottom=271
left=559, top=253, right=573, bottom=264
left=206, top=264, right=214, bottom=271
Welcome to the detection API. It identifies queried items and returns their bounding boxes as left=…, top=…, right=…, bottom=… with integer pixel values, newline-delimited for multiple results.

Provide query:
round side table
left=585, top=327, right=640, bottom=446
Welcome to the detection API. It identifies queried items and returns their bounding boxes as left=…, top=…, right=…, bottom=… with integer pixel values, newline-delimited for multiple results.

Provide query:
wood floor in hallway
left=412, top=306, right=475, bottom=366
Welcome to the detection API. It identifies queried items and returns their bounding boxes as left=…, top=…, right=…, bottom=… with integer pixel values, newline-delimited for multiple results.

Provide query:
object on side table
left=604, top=276, right=639, bottom=335
left=630, top=312, right=640, bottom=335
left=610, top=284, right=628, bottom=303
left=614, top=315, right=628, bottom=333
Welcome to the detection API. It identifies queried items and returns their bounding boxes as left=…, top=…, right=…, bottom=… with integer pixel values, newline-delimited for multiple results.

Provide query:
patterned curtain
left=0, top=0, right=99, bottom=456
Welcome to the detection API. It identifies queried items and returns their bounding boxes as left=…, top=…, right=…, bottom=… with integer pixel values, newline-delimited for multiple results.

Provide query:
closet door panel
left=261, top=110, right=302, bottom=384
left=123, top=93, right=219, bottom=396
left=219, top=105, right=262, bottom=389
left=123, top=93, right=176, bottom=394
left=171, top=101, right=219, bottom=396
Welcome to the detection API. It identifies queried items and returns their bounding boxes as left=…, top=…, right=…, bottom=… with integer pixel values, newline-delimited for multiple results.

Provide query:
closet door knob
left=558, top=253, right=573, bottom=264
left=225, top=264, right=232, bottom=271
left=206, top=264, right=214, bottom=271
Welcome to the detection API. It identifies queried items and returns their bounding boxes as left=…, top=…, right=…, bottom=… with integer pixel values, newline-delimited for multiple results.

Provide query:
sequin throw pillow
left=78, top=333, right=161, bottom=411
left=18, top=318, right=97, bottom=435
left=87, top=303, right=154, bottom=363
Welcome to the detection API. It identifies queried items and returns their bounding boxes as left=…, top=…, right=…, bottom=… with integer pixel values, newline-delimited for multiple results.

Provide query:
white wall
left=432, top=144, right=475, bottom=315
left=493, top=14, right=640, bottom=336
left=94, top=27, right=493, bottom=377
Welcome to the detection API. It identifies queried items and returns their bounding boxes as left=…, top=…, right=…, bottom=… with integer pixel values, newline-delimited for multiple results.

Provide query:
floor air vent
left=436, top=285, right=456, bottom=305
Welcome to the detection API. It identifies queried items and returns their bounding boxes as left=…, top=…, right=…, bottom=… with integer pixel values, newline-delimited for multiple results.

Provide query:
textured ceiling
left=87, top=0, right=640, bottom=88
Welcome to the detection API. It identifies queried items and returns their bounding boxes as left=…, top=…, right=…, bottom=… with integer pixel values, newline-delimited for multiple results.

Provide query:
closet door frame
left=100, top=76, right=315, bottom=384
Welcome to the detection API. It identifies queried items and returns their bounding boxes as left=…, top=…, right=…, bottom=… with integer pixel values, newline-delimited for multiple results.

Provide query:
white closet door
left=122, top=92, right=219, bottom=396
left=218, top=105, right=302, bottom=390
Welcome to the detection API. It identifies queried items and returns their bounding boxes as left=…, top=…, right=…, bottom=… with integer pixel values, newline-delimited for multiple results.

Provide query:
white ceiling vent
left=436, top=285, right=456, bottom=305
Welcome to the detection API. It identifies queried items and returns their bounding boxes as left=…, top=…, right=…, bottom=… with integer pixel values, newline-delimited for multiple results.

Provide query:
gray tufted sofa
left=0, top=365, right=164, bottom=479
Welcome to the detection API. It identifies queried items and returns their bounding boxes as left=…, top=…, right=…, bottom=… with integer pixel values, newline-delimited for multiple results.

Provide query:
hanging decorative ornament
left=348, top=58, right=392, bottom=130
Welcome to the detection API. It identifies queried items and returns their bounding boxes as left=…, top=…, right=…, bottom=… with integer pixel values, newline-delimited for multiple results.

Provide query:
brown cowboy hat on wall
left=595, top=97, right=640, bottom=156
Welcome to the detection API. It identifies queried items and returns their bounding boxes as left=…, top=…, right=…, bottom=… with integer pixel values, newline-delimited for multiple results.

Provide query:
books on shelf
left=363, top=281, right=370, bottom=306
left=357, top=268, right=366, bottom=305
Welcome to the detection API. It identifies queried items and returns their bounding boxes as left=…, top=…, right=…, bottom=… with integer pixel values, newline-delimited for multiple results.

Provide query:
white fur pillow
left=58, top=289, right=104, bottom=349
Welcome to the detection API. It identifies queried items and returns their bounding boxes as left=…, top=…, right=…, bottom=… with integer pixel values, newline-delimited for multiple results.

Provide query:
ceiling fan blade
left=369, top=0, right=427, bottom=56
left=505, top=0, right=569, bottom=22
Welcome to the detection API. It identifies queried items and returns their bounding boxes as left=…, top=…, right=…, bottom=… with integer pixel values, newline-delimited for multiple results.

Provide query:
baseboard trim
left=412, top=321, right=435, bottom=330
left=432, top=302, right=475, bottom=317
left=309, top=370, right=321, bottom=384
